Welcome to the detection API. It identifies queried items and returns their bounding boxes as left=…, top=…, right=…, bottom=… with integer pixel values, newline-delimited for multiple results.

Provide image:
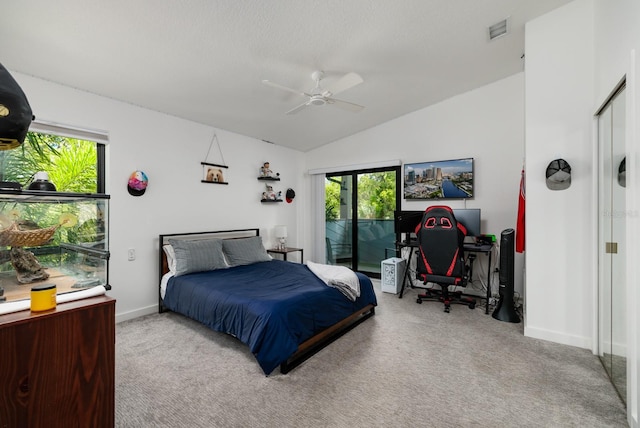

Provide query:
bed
left=158, top=228, right=377, bottom=375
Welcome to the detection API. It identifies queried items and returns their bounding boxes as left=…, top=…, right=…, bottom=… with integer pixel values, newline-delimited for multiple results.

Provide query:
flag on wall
left=516, top=168, right=525, bottom=253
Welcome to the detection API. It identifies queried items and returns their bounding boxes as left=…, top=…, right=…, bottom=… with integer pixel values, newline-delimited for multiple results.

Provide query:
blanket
left=307, top=261, right=361, bottom=302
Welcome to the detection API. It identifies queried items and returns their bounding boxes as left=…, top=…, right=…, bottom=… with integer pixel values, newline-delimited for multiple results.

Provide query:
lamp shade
left=0, top=63, right=33, bottom=150
left=274, top=225, right=287, bottom=238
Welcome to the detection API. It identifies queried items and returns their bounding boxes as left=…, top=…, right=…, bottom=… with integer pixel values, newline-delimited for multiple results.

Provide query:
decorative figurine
left=260, top=162, right=273, bottom=177
left=260, top=161, right=280, bottom=179
left=262, top=184, right=277, bottom=201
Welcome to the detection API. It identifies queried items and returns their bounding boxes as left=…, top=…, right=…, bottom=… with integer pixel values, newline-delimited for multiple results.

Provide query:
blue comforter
left=163, top=260, right=377, bottom=375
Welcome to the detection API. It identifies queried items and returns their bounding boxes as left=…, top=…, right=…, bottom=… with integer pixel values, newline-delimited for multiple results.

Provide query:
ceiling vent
left=488, top=18, right=509, bottom=41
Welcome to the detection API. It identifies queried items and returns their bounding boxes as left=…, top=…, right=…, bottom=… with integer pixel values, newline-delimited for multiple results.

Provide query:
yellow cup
left=31, top=284, right=57, bottom=312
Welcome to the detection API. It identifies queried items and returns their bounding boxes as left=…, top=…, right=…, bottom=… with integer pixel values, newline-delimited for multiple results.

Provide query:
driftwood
left=9, top=246, right=49, bottom=283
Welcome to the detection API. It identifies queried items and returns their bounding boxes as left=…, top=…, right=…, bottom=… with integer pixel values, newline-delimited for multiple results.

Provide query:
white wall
left=524, top=0, right=595, bottom=348
left=12, top=72, right=305, bottom=322
left=304, top=73, right=526, bottom=297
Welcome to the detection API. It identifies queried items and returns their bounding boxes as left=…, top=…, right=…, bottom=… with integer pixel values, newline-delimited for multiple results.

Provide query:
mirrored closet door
left=597, top=84, right=626, bottom=404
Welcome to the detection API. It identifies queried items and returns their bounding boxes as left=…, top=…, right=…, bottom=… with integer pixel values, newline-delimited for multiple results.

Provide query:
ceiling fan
left=262, top=70, right=364, bottom=115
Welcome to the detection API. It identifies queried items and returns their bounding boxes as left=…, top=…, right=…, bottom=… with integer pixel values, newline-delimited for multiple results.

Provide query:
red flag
left=516, top=169, right=525, bottom=253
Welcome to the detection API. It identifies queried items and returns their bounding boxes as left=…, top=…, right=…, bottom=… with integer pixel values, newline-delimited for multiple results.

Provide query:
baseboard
left=524, top=325, right=592, bottom=350
left=116, top=304, right=157, bottom=324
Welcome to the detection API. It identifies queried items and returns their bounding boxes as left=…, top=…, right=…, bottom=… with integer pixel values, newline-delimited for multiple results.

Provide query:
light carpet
left=115, top=282, right=627, bottom=427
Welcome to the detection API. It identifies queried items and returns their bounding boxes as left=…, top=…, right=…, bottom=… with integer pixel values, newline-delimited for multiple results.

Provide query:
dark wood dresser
left=0, top=295, right=115, bottom=428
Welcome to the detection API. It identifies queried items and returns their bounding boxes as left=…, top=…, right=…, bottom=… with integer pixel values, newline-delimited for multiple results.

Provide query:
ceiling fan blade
left=285, top=101, right=310, bottom=115
left=325, top=72, right=363, bottom=96
left=326, top=98, right=365, bottom=113
left=262, top=80, right=307, bottom=97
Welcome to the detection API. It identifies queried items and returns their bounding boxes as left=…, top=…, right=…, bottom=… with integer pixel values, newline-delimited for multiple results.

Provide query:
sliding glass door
left=325, top=166, right=400, bottom=277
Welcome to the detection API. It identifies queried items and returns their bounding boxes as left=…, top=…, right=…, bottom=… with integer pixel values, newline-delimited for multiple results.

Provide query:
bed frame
left=158, top=228, right=375, bottom=374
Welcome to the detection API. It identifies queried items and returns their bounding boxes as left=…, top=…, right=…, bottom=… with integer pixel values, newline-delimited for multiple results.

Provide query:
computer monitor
left=394, top=208, right=481, bottom=239
left=393, top=210, right=423, bottom=235
left=452, top=208, right=481, bottom=237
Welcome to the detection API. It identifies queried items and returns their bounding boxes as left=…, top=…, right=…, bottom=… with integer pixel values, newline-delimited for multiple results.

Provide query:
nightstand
left=267, top=247, right=303, bottom=263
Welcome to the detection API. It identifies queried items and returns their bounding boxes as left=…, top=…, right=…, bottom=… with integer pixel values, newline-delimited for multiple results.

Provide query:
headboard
left=158, top=228, right=260, bottom=312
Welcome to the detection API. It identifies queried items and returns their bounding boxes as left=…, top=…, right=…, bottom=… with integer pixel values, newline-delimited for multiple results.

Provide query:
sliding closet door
left=598, top=85, right=626, bottom=403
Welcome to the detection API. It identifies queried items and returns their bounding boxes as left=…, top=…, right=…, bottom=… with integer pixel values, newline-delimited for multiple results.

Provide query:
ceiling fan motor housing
left=309, top=96, right=326, bottom=106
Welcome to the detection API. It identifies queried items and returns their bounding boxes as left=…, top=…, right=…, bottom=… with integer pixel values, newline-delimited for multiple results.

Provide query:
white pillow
left=163, top=244, right=177, bottom=273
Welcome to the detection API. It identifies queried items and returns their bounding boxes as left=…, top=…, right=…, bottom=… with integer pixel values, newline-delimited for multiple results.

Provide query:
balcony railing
left=326, top=219, right=395, bottom=273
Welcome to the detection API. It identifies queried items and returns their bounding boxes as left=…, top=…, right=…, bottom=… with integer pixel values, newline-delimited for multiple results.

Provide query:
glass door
left=325, top=167, right=400, bottom=277
left=598, top=85, right=626, bottom=403
left=325, top=174, right=354, bottom=268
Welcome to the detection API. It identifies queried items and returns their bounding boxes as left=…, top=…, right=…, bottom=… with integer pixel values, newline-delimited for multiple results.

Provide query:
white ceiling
left=1, top=0, right=572, bottom=152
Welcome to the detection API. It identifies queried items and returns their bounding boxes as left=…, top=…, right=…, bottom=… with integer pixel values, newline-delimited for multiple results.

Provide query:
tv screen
left=404, top=158, right=474, bottom=200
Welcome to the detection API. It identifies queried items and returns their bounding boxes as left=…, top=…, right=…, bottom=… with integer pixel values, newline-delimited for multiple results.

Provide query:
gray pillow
left=222, top=236, right=271, bottom=267
left=168, top=238, right=227, bottom=276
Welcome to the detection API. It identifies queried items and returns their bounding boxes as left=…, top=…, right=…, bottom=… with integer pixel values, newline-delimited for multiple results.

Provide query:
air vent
left=488, top=18, right=509, bottom=41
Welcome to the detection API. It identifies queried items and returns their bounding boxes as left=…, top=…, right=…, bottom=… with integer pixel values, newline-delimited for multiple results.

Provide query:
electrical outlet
left=127, top=248, right=136, bottom=261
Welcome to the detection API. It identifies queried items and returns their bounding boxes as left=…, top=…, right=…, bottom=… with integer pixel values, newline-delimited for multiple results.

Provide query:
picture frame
left=404, top=158, right=474, bottom=200
left=201, top=162, right=229, bottom=185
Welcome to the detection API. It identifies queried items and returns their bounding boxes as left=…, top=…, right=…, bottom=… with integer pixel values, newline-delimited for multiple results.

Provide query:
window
left=0, top=122, right=106, bottom=194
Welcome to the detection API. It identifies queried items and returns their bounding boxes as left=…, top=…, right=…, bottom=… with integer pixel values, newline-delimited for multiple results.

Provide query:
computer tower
left=381, top=257, right=406, bottom=294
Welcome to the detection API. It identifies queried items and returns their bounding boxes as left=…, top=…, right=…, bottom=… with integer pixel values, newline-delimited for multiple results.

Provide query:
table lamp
left=274, top=225, right=287, bottom=250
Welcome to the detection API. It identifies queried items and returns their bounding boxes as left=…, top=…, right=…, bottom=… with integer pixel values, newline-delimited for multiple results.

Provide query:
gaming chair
left=414, top=205, right=476, bottom=312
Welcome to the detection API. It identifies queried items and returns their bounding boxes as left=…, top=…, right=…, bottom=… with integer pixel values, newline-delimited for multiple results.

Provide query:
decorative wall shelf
left=201, top=162, right=229, bottom=185
left=259, top=162, right=282, bottom=202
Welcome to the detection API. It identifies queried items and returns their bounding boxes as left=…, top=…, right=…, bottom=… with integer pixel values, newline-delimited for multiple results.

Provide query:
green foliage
left=325, top=171, right=396, bottom=220
left=325, top=178, right=341, bottom=220
left=357, top=172, right=396, bottom=219
left=0, top=132, right=97, bottom=192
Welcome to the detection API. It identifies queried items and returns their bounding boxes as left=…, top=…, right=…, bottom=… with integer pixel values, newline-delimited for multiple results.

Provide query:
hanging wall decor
left=127, top=170, right=148, bottom=196
left=201, top=132, right=229, bottom=185
left=545, top=158, right=571, bottom=191
left=618, top=157, right=626, bottom=188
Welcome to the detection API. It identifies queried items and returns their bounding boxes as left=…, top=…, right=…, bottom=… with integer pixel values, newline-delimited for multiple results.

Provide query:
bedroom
left=1, top=0, right=639, bottom=426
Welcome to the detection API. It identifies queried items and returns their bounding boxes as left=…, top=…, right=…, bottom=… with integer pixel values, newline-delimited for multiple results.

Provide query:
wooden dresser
left=0, top=295, right=115, bottom=428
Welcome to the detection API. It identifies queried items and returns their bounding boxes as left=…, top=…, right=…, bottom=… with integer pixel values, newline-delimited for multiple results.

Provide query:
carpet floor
left=115, top=281, right=627, bottom=427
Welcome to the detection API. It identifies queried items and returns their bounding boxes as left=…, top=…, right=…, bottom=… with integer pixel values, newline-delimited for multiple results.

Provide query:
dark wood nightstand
left=267, top=247, right=303, bottom=262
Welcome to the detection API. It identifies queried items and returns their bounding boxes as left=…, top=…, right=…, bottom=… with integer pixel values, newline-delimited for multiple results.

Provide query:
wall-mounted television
left=404, top=158, right=474, bottom=200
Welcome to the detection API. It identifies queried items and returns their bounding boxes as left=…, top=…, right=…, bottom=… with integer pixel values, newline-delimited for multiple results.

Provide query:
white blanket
left=307, top=261, right=361, bottom=302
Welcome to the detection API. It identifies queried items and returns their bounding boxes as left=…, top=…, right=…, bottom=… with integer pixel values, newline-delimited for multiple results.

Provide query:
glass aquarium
left=0, top=190, right=110, bottom=303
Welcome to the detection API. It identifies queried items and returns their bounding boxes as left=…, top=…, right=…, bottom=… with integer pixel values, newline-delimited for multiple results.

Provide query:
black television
left=404, top=158, right=474, bottom=200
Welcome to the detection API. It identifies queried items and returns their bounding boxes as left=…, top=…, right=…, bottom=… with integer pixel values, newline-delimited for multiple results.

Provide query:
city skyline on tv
left=404, top=158, right=473, bottom=200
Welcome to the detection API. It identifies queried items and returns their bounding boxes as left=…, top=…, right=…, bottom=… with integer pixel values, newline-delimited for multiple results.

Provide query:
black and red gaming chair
left=414, top=205, right=476, bottom=312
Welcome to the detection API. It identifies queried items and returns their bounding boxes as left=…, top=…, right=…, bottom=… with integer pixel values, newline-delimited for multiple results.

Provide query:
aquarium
left=0, top=190, right=110, bottom=304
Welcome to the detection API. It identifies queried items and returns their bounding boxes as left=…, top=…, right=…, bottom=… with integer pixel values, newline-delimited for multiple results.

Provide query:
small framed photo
left=201, top=162, right=229, bottom=185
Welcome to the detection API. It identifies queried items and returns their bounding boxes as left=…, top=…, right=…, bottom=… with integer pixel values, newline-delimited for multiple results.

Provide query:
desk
left=396, top=240, right=418, bottom=299
left=397, top=240, right=494, bottom=314
left=463, top=243, right=494, bottom=314
left=267, top=247, right=303, bottom=262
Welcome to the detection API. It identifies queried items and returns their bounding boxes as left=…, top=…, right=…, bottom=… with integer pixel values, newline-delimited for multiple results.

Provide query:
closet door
left=598, top=85, right=626, bottom=403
